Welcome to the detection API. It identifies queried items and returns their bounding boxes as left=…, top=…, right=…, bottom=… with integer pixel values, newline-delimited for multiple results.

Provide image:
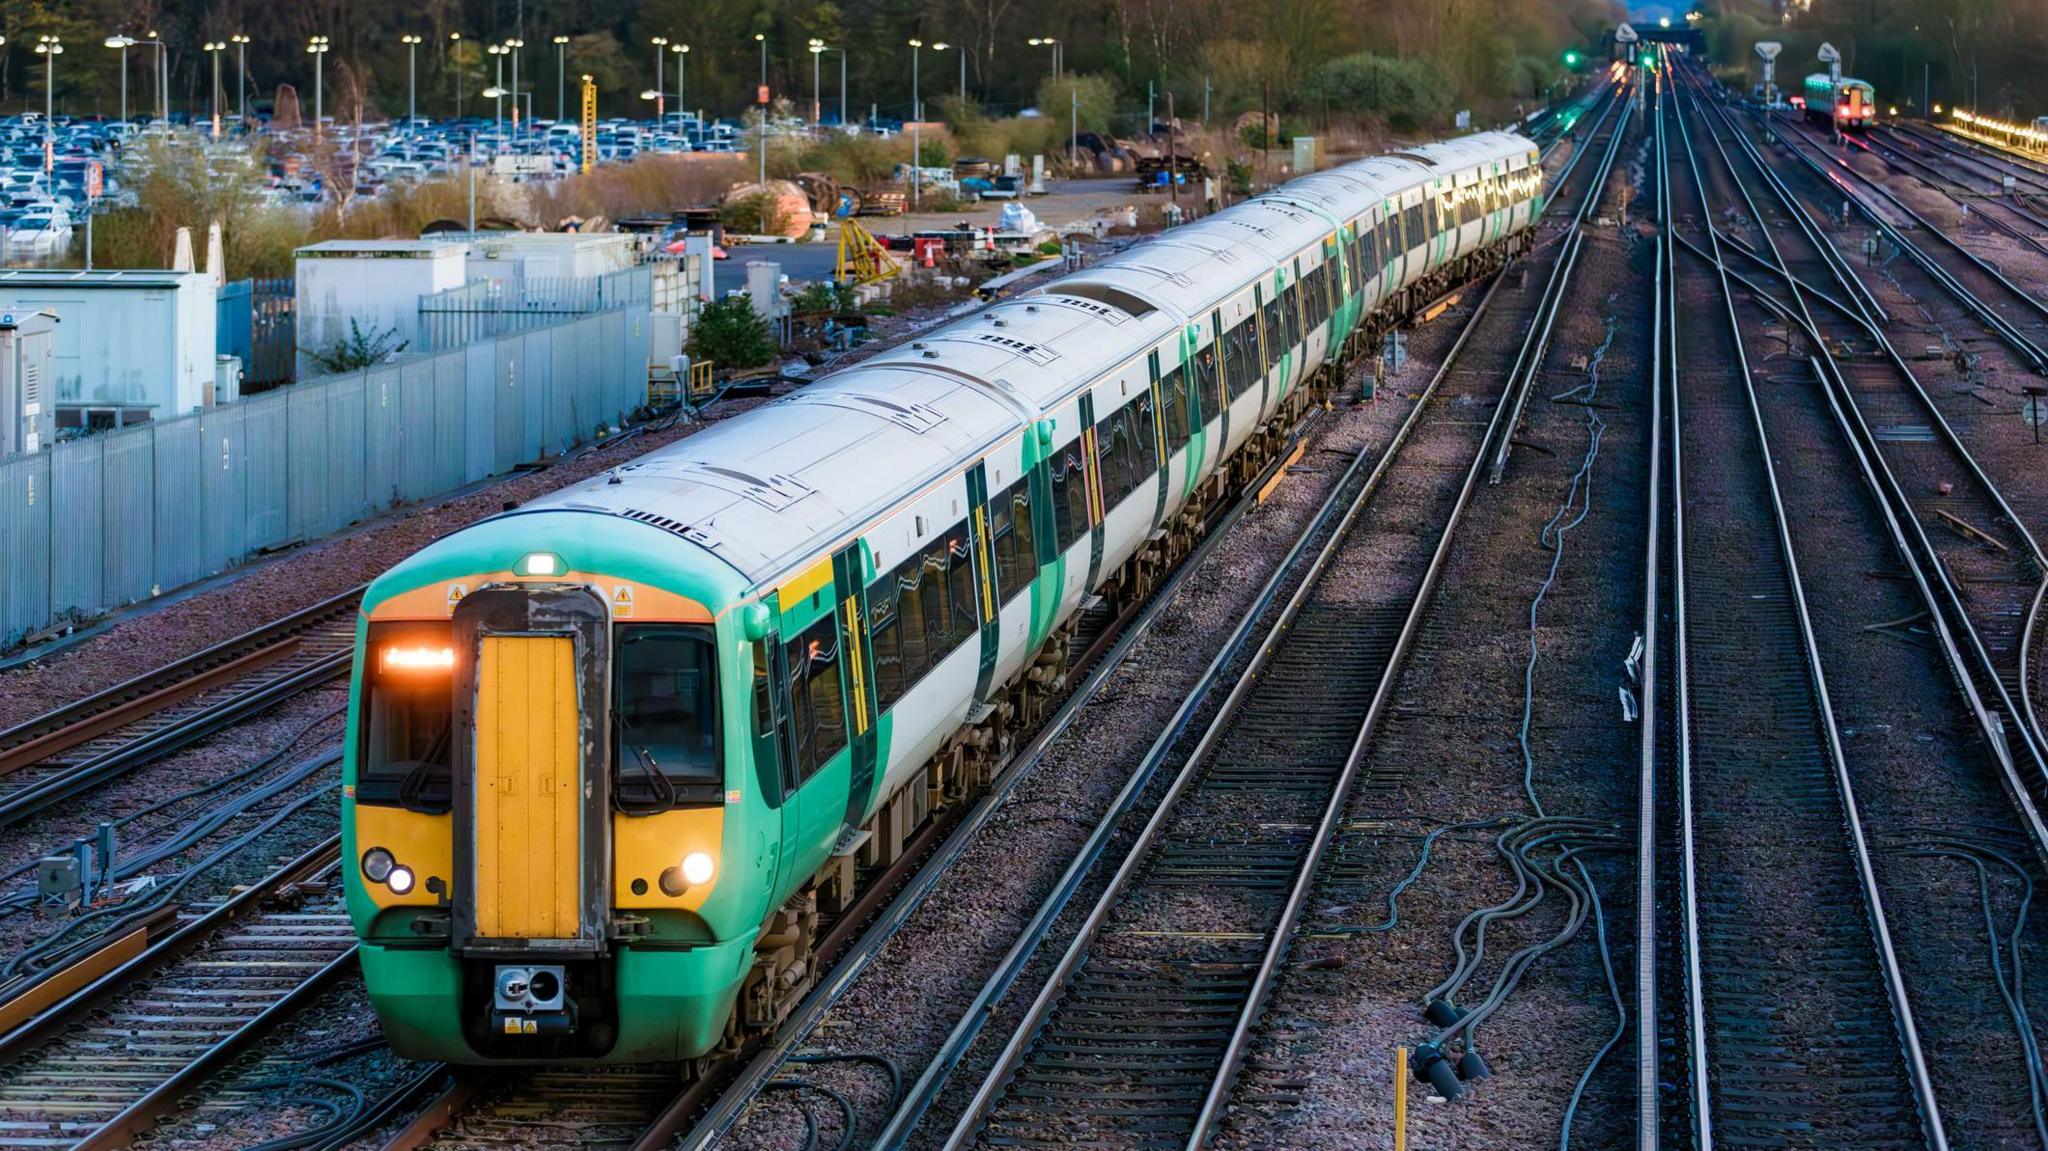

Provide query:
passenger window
left=1262, top=295, right=1285, bottom=367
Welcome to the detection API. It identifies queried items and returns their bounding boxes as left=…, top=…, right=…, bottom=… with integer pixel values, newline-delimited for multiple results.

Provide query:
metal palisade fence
left=0, top=304, right=650, bottom=647
left=418, top=265, right=654, bottom=354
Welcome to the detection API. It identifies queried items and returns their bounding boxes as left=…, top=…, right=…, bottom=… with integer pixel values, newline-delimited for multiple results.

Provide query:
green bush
left=916, top=137, right=951, bottom=169
left=1301, top=54, right=1457, bottom=125
left=310, top=319, right=410, bottom=376
left=688, top=295, right=775, bottom=369
left=720, top=192, right=787, bottom=236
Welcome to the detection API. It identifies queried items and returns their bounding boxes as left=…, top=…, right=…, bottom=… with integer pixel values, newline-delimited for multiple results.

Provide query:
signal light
left=1564, top=50, right=1580, bottom=66
left=518, top=552, right=564, bottom=576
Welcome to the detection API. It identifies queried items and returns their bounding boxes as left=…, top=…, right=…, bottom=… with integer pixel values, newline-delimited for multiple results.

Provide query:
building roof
left=0, top=268, right=203, bottom=288
left=295, top=239, right=466, bottom=258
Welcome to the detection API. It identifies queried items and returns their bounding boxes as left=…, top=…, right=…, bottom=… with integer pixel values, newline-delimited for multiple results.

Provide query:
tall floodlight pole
left=839, top=49, right=846, bottom=127
left=489, top=44, right=507, bottom=140
left=1028, top=37, right=1060, bottom=85
left=506, top=39, right=525, bottom=137
left=809, top=39, right=823, bottom=125
left=34, top=37, right=60, bottom=176
left=308, top=36, right=331, bottom=139
left=554, top=35, right=569, bottom=123
left=205, top=41, right=225, bottom=138
left=672, top=43, right=688, bottom=131
left=756, top=32, right=768, bottom=187
left=104, top=36, right=133, bottom=131
left=909, top=38, right=922, bottom=205
left=451, top=33, right=465, bottom=119
left=233, top=35, right=250, bottom=128
left=401, top=35, right=423, bottom=132
left=146, top=31, right=165, bottom=129
left=652, top=36, right=667, bottom=126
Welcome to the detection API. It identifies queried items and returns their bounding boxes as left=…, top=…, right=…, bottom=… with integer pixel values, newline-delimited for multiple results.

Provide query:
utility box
left=294, top=240, right=469, bottom=378
left=0, top=268, right=217, bottom=424
left=214, top=354, right=243, bottom=406
left=746, top=261, right=786, bottom=327
left=1292, top=136, right=1324, bottom=175
left=0, top=308, right=56, bottom=459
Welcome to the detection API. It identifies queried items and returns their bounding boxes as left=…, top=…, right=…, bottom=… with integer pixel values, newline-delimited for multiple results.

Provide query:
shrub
left=310, top=319, right=409, bottom=375
left=1301, top=54, right=1457, bottom=126
left=688, top=295, right=775, bottom=369
left=720, top=191, right=786, bottom=236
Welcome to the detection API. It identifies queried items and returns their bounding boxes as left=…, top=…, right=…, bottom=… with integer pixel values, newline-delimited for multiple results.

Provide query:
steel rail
left=1488, top=72, right=1633, bottom=484
left=0, top=584, right=363, bottom=764
left=1654, top=72, right=1713, bottom=1151
left=1634, top=65, right=1671, bottom=1151
left=0, top=835, right=341, bottom=1053
left=1669, top=67, right=1952, bottom=1150
left=644, top=398, right=1339, bottom=1151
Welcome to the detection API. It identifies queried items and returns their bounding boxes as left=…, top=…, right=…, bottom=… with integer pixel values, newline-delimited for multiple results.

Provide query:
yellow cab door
left=473, top=633, right=583, bottom=939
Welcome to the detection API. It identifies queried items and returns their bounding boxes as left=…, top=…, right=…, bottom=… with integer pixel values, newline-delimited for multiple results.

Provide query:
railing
left=417, top=264, right=653, bottom=353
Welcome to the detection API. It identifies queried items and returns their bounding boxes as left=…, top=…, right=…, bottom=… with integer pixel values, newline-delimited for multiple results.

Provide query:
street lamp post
left=205, top=41, right=226, bottom=138
left=34, top=37, right=60, bottom=176
left=1028, top=37, right=1060, bottom=81
left=233, top=35, right=250, bottom=128
left=808, top=39, right=824, bottom=125
left=839, top=49, right=846, bottom=128
left=488, top=44, right=507, bottom=142
left=146, top=30, right=165, bottom=130
left=672, top=43, right=688, bottom=132
left=506, top=39, right=525, bottom=137
left=402, top=35, right=423, bottom=133
left=908, top=38, right=922, bottom=206
left=755, top=32, right=767, bottom=187
left=451, top=33, right=465, bottom=119
left=554, top=36, right=569, bottom=124
left=308, top=36, right=331, bottom=139
left=104, top=36, right=133, bottom=131
left=652, top=36, right=667, bottom=126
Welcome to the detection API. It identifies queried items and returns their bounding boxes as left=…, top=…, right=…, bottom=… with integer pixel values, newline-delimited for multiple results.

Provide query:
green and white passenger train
left=343, top=127, right=1546, bottom=1064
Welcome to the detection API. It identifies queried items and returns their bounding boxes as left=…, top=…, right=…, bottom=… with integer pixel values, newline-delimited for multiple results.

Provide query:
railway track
left=1857, top=126, right=2048, bottom=257
left=1677, top=67, right=2048, bottom=819
left=0, top=587, right=362, bottom=830
left=1761, top=109, right=2048, bottom=373
left=0, top=840, right=353, bottom=1150
left=1668, top=60, right=2048, bottom=1146
left=1659, top=69, right=1946, bottom=1149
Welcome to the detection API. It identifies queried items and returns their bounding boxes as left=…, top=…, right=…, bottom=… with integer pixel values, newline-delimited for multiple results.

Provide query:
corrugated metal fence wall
left=0, top=304, right=649, bottom=646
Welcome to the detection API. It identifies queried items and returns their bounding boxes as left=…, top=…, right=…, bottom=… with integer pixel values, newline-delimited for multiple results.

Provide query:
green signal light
left=1564, top=51, right=1581, bottom=66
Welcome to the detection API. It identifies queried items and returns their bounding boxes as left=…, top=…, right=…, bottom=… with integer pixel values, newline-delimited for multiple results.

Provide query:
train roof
left=520, top=365, right=1023, bottom=581
left=489, top=128, right=1540, bottom=593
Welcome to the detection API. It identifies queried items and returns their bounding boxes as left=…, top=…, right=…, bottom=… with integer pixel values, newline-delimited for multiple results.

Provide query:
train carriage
left=344, top=127, right=1547, bottom=1065
left=1802, top=73, right=1878, bottom=130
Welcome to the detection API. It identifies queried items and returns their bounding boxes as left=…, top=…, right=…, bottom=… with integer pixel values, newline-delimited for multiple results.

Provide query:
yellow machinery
left=581, top=76, right=598, bottom=174
left=835, top=218, right=899, bottom=287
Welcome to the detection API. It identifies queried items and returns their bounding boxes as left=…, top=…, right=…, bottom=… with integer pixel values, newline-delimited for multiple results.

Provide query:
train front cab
left=345, top=514, right=775, bottom=1065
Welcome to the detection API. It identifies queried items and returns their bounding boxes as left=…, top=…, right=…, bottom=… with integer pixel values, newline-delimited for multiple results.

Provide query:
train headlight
left=387, top=866, right=416, bottom=895
left=362, top=847, right=396, bottom=884
left=682, top=851, right=716, bottom=886
left=517, top=551, right=564, bottom=576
